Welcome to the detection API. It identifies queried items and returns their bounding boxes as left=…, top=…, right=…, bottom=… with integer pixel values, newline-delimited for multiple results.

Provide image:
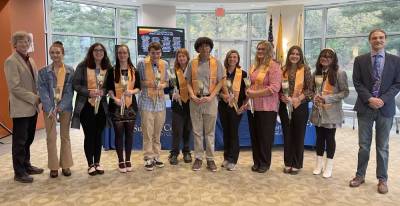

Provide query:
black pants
left=80, top=102, right=106, bottom=166
left=12, top=113, right=38, bottom=177
left=279, top=102, right=309, bottom=169
left=113, top=120, right=135, bottom=163
left=248, top=111, right=277, bottom=169
left=219, top=102, right=242, bottom=164
left=315, top=126, right=336, bottom=159
left=170, top=105, right=192, bottom=156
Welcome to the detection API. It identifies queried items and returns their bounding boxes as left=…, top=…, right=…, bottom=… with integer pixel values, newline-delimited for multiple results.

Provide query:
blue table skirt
left=102, top=103, right=316, bottom=150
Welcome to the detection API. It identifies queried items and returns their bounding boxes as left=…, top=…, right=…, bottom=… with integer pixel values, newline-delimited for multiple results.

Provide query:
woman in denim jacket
left=37, top=41, right=74, bottom=178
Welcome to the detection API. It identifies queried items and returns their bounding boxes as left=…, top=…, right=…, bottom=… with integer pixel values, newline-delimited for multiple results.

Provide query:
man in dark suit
left=350, top=29, right=400, bottom=194
left=4, top=31, right=44, bottom=183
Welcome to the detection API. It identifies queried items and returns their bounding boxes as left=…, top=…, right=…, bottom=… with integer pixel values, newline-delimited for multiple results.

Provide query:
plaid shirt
left=137, top=58, right=169, bottom=112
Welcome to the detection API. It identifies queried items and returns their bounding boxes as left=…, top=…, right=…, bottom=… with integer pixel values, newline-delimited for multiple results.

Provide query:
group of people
left=4, top=29, right=399, bottom=195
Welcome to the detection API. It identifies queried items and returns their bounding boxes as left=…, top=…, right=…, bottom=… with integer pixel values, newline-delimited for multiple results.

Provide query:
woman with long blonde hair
left=246, top=40, right=282, bottom=173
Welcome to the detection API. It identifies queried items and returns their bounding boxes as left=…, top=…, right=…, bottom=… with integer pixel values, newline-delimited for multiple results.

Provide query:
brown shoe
left=50, top=170, right=58, bottom=178
left=192, top=159, right=202, bottom=171
left=349, top=176, right=365, bottom=187
left=206, top=160, right=217, bottom=172
left=377, top=180, right=388, bottom=194
left=62, top=168, right=71, bottom=176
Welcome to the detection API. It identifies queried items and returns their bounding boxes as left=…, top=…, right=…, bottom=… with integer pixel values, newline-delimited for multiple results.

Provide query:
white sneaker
left=144, top=160, right=154, bottom=171
left=313, top=155, right=323, bottom=175
left=227, top=163, right=236, bottom=171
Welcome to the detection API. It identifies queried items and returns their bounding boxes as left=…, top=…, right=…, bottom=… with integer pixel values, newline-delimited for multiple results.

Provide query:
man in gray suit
left=350, top=29, right=400, bottom=194
left=4, top=31, right=44, bottom=183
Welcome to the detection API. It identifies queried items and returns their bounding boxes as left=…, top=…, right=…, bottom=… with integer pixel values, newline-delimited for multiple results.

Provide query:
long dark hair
left=315, top=48, right=338, bottom=86
left=84, top=42, right=112, bottom=70
left=114, top=44, right=135, bottom=83
left=282, top=45, right=305, bottom=77
left=224, top=50, right=241, bottom=69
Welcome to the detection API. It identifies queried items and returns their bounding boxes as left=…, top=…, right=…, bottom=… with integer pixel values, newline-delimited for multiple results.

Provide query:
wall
left=0, top=0, right=46, bottom=137
left=140, top=4, right=176, bottom=28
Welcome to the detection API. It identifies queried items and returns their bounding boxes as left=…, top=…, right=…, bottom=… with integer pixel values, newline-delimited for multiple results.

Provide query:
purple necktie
left=372, top=54, right=382, bottom=97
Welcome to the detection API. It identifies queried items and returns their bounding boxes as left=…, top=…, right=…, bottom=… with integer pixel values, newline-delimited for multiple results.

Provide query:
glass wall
left=304, top=0, right=400, bottom=107
left=177, top=11, right=268, bottom=70
left=46, top=0, right=138, bottom=67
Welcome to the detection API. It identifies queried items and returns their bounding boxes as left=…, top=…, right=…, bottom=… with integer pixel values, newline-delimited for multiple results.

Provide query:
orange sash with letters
left=144, top=56, right=165, bottom=101
left=115, top=68, right=135, bottom=107
left=87, top=68, right=106, bottom=106
left=191, top=55, right=218, bottom=95
left=176, top=68, right=189, bottom=103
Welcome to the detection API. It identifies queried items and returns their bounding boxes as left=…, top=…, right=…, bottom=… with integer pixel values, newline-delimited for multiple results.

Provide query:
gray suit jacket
left=310, top=69, right=349, bottom=126
left=353, top=52, right=400, bottom=117
left=4, top=52, right=40, bottom=118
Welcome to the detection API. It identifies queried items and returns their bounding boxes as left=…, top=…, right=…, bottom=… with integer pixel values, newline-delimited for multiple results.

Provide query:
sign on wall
left=137, top=26, right=185, bottom=58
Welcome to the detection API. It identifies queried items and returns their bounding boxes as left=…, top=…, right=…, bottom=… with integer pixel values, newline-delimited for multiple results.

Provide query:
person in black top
left=167, top=48, right=193, bottom=165
left=105, top=45, right=141, bottom=173
left=72, top=42, right=112, bottom=176
left=218, top=50, right=247, bottom=171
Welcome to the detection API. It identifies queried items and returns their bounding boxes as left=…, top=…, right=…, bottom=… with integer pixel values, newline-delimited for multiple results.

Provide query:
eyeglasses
left=93, top=49, right=104, bottom=53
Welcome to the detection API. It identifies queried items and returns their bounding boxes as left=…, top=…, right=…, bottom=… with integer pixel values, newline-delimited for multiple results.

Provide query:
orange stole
left=282, top=66, right=305, bottom=98
left=232, top=68, right=243, bottom=101
left=55, top=64, right=66, bottom=100
left=176, top=68, right=189, bottom=103
left=115, top=68, right=135, bottom=108
left=321, top=76, right=335, bottom=108
left=144, top=56, right=165, bottom=101
left=191, top=56, right=218, bottom=95
left=249, top=60, right=272, bottom=90
left=87, top=68, right=106, bottom=106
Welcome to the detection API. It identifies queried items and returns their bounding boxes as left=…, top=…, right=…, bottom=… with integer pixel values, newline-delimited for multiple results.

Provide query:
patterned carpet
left=0, top=126, right=399, bottom=206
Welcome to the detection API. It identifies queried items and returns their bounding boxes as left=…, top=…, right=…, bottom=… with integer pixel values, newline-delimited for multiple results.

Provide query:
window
left=304, top=0, right=400, bottom=109
left=46, top=0, right=138, bottom=67
left=177, top=11, right=268, bottom=70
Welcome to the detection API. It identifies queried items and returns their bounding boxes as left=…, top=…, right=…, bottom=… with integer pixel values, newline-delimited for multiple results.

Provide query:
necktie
left=372, top=54, right=381, bottom=97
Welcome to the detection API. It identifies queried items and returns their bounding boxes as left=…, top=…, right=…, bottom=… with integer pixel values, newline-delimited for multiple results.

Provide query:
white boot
left=322, top=158, right=333, bottom=178
left=313, top=155, right=323, bottom=175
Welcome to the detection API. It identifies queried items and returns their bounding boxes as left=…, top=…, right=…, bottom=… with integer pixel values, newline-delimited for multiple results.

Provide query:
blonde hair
left=253, top=40, right=274, bottom=69
left=11, top=31, right=31, bottom=46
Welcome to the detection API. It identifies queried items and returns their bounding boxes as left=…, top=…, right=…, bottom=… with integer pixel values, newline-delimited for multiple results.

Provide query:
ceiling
left=88, top=0, right=367, bottom=10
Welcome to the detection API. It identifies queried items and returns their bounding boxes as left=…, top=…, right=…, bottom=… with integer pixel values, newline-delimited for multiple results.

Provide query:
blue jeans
left=356, top=111, right=392, bottom=181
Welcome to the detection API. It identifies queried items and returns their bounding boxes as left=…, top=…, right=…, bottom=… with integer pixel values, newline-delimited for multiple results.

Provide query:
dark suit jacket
left=353, top=52, right=400, bottom=117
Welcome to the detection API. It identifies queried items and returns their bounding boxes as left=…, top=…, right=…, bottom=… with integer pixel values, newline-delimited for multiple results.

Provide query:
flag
left=267, top=15, right=273, bottom=45
left=276, top=14, right=284, bottom=64
left=296, top=13, right=304, bottom=48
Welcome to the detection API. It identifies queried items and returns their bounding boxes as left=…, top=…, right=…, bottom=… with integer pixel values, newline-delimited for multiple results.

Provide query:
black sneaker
left=183, top=153, right=192, bottom=163
left=168, top=154, right=178, bottom=165
left=26, top=165, right=44, bottom=175
left=153, top=158, right=165, bottom=168
left=144, top=160, right=154, bottom=171
left=14, top=174, right=33, bottom=183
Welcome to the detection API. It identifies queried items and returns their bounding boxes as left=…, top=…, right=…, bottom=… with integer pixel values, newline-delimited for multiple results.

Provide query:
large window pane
left=50, top=0, right=115, bottom=36
left=305, top=9, right=322, bottom=38
left=304, top=38, right=321, bottom=71
left=189, top=13, right=217, bottom=39
left=52, top=35, right=115, bottom=67
left=326, top=37, right=369, bottom=106
left=176, top=13, right=186, bottom=29
left=251, top=13, right=267, bottom=39
left=327, top=1, right=400, bottom=36
left=119, top=9, right=137, bottom=38
left=218, top=14, right=247, bottom=39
